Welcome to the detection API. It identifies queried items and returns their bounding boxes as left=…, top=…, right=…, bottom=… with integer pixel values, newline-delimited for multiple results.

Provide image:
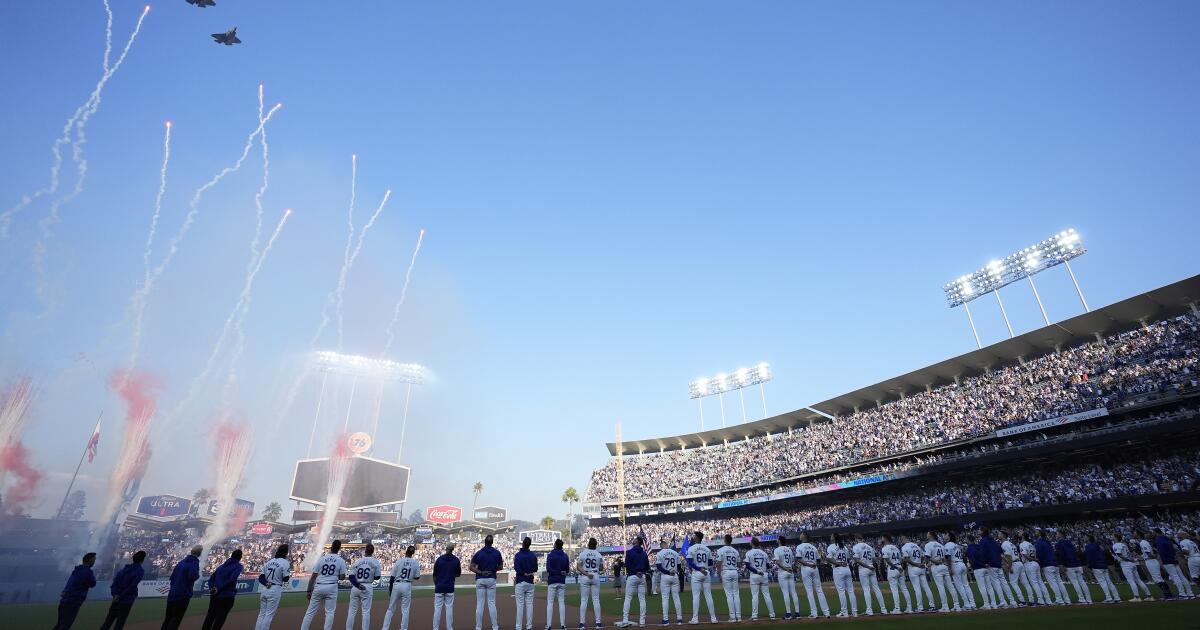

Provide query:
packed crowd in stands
left=583, top=449, right=1200, bottom=546
left=588, top=314, right=1200, bottom=502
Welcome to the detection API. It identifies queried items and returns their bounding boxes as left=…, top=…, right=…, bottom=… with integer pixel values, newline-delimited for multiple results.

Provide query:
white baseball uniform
left=1138, top=539, right=1164, bottom=584
left=1180, top=537, right=1200, bottom=582
left=656, top=548, right=684, bottom=622
left=827, top=544, right=857, bottom=617
left=1001, top=539, right=1029, bottom=603
left=923, top=540, right=958, bottom=611
left=744, top=548, right=775, bottom=619
left=1113, top=541, right=1152, bottom=599
left=881, top=543, right=912, bottom=613
left=716, top=545, right=742, bottom=621
left=381, top=557, right=420, bottom=630
left=942, top=541, right=975, bottom=609
left=901, top=542, right=932, bottom=611
left=796, top=542, right=830, bottom=617
left=1017, top=540, right=1050, bottom=605
left=346, top=556, right=382, bottom=630
left=255, top=557, right=291, bottom=630
left=772, top=544, right=798, bottom=617
left=686, top=543, right=718, bottom=623
left=852, top=542, right=885, bottom=615
left=302, top=552, right=348, bottom=630
left=577, top=549, right=604, bottom=626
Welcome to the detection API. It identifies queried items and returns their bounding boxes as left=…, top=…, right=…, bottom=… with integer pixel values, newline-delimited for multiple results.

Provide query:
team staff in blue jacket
left=160, top=545, right=203, bottom=630
left=53, top=552, right=97, bottom=630
left=432, top=542, right=462, bottom=630
left=201, top=549, right=244, bottom=630
left=619, top=536, right=650, bottom=627
left=471, top=534, right=505, bottom=630
left=1054, top=534, right=1092, bottom=605
left=1083, top=535, right=1120, bottom=602
left=99, top=550, right=147, bottom=630
left=514, top=537, right=539, bottom=630
left=1154, top=528, right=1193, bottom=598
left=545, top=539, right=571, bottom=629
left=1034, top=531, right=1068, bottom=605
left=979, top=528, right=1016, bottom=608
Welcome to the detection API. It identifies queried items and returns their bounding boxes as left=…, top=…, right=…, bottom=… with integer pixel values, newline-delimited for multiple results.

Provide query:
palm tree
left=263, top=501, right=283, bottom=522
left=191, top=488, right=210, bottom=516
left=561, top=486, right=579, bottom=549
left=540, top=515, right=556, bottom=530
left=472, top=481, right=483, bottom=516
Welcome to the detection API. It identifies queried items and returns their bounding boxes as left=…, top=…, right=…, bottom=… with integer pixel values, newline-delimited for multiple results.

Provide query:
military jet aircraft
left=211, top=27, right=242, bottom=45
left=186, top=0, right=216, bottom=7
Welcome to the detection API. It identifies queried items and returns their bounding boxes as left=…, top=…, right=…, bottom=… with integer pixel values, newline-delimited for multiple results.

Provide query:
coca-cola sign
left=425, top=505, right=462, bottom=524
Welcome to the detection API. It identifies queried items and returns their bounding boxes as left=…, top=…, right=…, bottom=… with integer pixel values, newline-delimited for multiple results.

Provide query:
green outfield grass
left=6, top=580, right=1197, bottom=628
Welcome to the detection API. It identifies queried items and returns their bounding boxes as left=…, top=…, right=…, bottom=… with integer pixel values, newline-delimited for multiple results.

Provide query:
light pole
left=690, top=363, right=772, bottom=426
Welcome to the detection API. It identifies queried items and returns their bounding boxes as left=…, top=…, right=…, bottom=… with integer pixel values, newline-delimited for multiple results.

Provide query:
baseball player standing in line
left=54, top=552, right=97, bottom=630
left=1083, top=535, right=1120, bottom=603
left=471, top=534, right=505, bottom=630
left=1033, top=531, right=1068, bottom=605
left=576, top=538, right=605, bottom=629
left=432, top=543, right=462, bottom=630
left=1155, top=528, right=1193, bottom=598
left=772, top=535, right=799, bottom=620
left=163, top=545, right=203, bottom=630
left=381, top=545, right=421, bottom=630
left=254, top=544, right=291, bottom=630
left=943, top=533, right=975, bottom=610
left=852, top=535, right=885, bottom=616
left=650, top=550, right=660, bottom=597
left=546, top=539, right=571, bottom=630
left=301, top=540, right=348, bottom=630
left=826, top=534, right=857, bottom=618
left=346, top=543, right=383, bottom=630
left=796, top=533, right=831, bottom=619
left=1111, top=535, right=1153, bottom=602
left=965, top=535, right=998, bottom=610
left=1137, top=530, right=1173, bottom=599
left=1178, top=530, right=1200, bottom=587
left=1017, top=533, right=1051, bottom=606
left=900, top=535, right=932, bottom=612
left=715, top=535, right=742, bottom=623
left=980, top=528, right=1018, bottom=608
left=685, top=531, right=718, bottom=624
left=999, top=531, right=1030, bottom=606
left=923, top=532, right=958, bottom=612
left=1054, top=533, right=1092, bottom=605
left=743, top=537, right=775, bottom=620
left=619, top=536, right=650, bottom=628
left=514, top=537, right=539, bottom=630
left=880, top=535, right=912, bottom=614
left=655, top=537, right=684, bottom=625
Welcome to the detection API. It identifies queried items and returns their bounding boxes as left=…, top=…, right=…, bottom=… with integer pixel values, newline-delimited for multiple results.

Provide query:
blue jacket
left=167, top=555, right=200, bottom=601
left=210, top=558, right=244, bottom=598
left=433, top=553, right=461, bottom=593
left=980, top=536, right=1003, bottom=568
left=1155, top=536, right=1177, bottom=564
left=965, top=543, right=983, bottom=568
left=471, top=546, right=503, bottom=580
left=545, top=549, right=570, bottom=584
left=513, top=549, right=538, bottom=584
left=1083, top=543, right=1107, bottom=570
left=1055, top=540, right=1081, bottom=568
left=1034, top=539, right=1056, bottom=566
left=110, top=562, right=145, bottom=604
left=625, top=545, right=650, bottom=575
left=59, top=564, right=97, bottom=605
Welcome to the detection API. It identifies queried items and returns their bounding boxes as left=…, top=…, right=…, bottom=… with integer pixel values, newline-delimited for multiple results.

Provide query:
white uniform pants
left=301, top=583, right=339, bottom=630
left=748, top=573, right=775, bottom=619
left=1188, top=557, right=1200, bottom=583
left=886, top=568, right=912, bottom=613
left=475, top=578, right=499, bottom=630
left=719, top=570, right=740, bottom=621
left=988, top=567, right=1017, bottom=606
left=776, top=570, right=798, bottom=615
left=1042, top=566, right=1069, bottom=604
left=622, top=574, right=647, bottom=625
left=433, top=592, right=455, bottom=630
left=660, top=575, right=682, bottom=621
left=1007, top=561, right=1029, bottom=602
left=689, top=572, right=717, bottom=623
left=347, top=586, right=375, bottom=630
left=1145, top=559, right=1164, bottom=584
left=515, top=581, right=535, bottom=630
left=579, top=576, right=602, bottom=625
left=255, top=584, right=281, bottom=630
left=1065, top=567, right=1092, bottom=603
left=951, top=563, right=974, bottom=608
left=652, top=571, right=660, bottom=595
left=545, top=583, right=566, bottom=628
left=1165, top=563, right=1193, bottom=597
left=1119, top=562, right=1151, bottom=598
left=926, top=564, right=955, bottom=609
left=1092, top=568, right=1119, bottom=602
left=1022, top=561, right=1050, bottom=604
left=857, top=568, right=884, bottom=614
left=381, top=582, right=412, bottom=630
left=801, top=566, right=830, bottom=616
left=972, top=569, right=996, bottom=608
left=907, top=567, right=932, bottom=611
left=831, top=567, right=855, bottom=616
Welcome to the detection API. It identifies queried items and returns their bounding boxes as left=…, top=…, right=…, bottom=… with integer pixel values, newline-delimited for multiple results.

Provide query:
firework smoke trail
left=31, top=6, right=151, bottom=298
left=101, top=370, right=158, bottom=526
left=312, top=155, right=358, bottom=352
left=124, top=100, right=282, bottom=382
left=198, top=422, right=252, bottom=567
left=333, top=189, right=392, bottom=349
left=0, top=4, right=148, bottom=240
left=0, top=378, right=37, bottom=499
left=307, top=435, right=355, bottom=570
left=246, top=85, right=271, bottom=273
left=0, top=443, right=44, bottom=515
left=125, top=121, right=173, bottom=369
left=381, top=229, right=427, bottom=356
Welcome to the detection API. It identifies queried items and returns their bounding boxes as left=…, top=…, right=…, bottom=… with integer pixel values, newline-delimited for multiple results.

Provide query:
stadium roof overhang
left=607, top=273, right=1200, bottom=456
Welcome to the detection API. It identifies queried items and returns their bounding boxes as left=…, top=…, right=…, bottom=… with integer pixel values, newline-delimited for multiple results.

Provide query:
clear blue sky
left=1, top=1, right=1198, bottom=522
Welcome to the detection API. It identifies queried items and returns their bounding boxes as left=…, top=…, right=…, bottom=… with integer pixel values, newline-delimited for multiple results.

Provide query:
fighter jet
left=186, top=0, right=216, bottom=7
left=211, top=27, right=242, bottom=45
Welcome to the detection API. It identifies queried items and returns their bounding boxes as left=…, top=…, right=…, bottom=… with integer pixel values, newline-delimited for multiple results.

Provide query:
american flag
left=86, top=418, right=101, bottom=463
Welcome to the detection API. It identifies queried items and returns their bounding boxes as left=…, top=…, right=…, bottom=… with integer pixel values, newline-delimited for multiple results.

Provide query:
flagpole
left=56, top=411, right=102, bottom=520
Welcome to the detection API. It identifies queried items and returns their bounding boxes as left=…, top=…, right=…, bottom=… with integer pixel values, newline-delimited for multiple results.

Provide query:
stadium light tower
left=689, top=363, right=772, bottom=430
left=306, top=351, right=426, bottom=460
left=943, top=229, right=1089, bottom=348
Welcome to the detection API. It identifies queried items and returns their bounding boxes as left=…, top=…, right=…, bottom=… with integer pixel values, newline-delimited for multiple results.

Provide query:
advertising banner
left=995, top=407, right=1109, bottom=437
left=425, top=505, right=463, bottom=524
left=135, top=495, right=191, bottom=518
left=473, top=505, right=507, bottom=524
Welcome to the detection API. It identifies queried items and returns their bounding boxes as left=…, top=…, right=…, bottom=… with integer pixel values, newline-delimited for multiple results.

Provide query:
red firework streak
left=105, top=370, right=159, bottom=514
left=0, top=442, right=43, bottom=514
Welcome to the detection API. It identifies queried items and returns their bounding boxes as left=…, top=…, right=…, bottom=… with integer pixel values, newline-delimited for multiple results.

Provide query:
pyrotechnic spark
left=31, top=5, right=151, bottom=300
left=246, top=85, right=271, bottom=274
left=100, top=369, right=157, bottom=526
left=0, top=378, right=39, bottom=509
left=307, top=435, right=355, bottom=570
left=0, top=377, right=35, bottom=447
left=311, top=155, right=357, bottom=351
left=382, top=229, right=426, bottom=356
left=126, top=121, right=173, bottom=370
left=198, top=421, right=252, bottom=566
left=0, top=3, right=149, bottom=240
left=334, top=189, right=392, bottom=349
